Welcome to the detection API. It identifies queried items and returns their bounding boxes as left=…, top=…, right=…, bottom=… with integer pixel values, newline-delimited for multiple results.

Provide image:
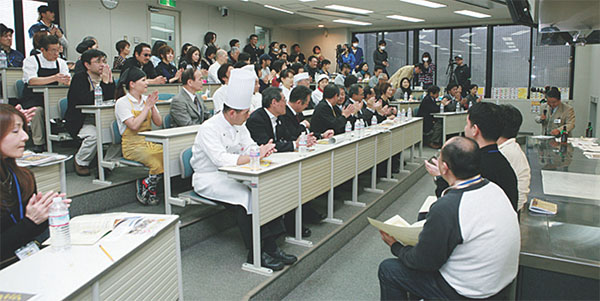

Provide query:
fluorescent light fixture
left=151, top=26, right=174, bottom=33
left=459, top=38, right=470, bottom=43
left=318, top=24, right=325, bottom=28
left=473, top=46, right=481, bottom=49
left=502, top=37, right=513, bottom=41
left=511, top=30, right=530, bottom=36
left=432, top=44, right=440, bottom=48
left=325, top=5, right=372, bottom=14
left=467, top=43, right=476, bottom=46
left=420, top=40, right=432, bottom=44
left=333, top=19, right=372, bottom=26
left=440, top=47, right=448, bottom=51
left=400, top=0, right=446, bottom=8
left=264, top=4, right=294, bottom=14
left=461, top=32, right=475, bottom=38
left=454, top=10, right=491, bottom=18
left=422, top=29, right=434, bottom=33
left=300, top=0, right=316, bottom=2
left=387, top=15, right=425, bottom=22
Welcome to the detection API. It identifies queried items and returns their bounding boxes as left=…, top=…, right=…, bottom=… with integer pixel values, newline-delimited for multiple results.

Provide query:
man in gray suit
left=170, top=68, right=211, bottom=127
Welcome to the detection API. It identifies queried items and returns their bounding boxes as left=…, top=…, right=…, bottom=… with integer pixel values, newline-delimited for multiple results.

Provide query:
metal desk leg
left=345, top=143, right=366, bottom=206
left=324, top=153, right=343, bottom=224
left=242, top=179, right=272, bottom=276
left=442, top=116, right=447, bottom=145
left=399, top=151, right=405, bottom=171
left=43, top=89, right=53, bottom=152
left=364, top=165, right=384, bottom=194
left=92, top=109, right=111, bottom=185
left=419, top=140, right=423, bottom=158
left=286, top=163, right=313, bottom=247
left=410, top=145, right=415, bottom=163
left=381, top=156, right=398, bottom=183
left=1, top=69, right=7, bottom=104
left=162, top=140, right=173, bottom=215
left=60, top=161, right=67, bottom=193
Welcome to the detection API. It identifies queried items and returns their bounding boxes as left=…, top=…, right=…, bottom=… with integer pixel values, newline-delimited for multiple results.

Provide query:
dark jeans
left=378, top=258, right=464, bottom=300
left=424, top=121, right=443, bottom=145
left=222, top=203, right=285, bottom=253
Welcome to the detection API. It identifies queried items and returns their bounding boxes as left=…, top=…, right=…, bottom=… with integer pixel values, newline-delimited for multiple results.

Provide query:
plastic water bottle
left=440, top=103, right=444, bottom=113
left=401, top=108, right=406, bottom=121
left=249, top=145, right=260, bottom=170
left=371, top=115, right=378, bottom=126
left=0, top=50, right=7, bottom=68
left=354, top=119, right=363, bottom=137
left=298, top=132, right=308, bottom=154
left=468, top=101, right=473, bottom=110
left=49, top=197, right=71, bottom=251
left=455, top=102, right=460, bottom=112
left=94, top=83, right=103, bottom=105
left=404, top=92, right=408, bottom=101
left=345, top=121, right=352, bottom=134
left=407, top=108, right=412, bottom=119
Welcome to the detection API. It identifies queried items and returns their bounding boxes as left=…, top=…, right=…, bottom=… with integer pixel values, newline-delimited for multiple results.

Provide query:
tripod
left=445, top=58, right=458, bottom=87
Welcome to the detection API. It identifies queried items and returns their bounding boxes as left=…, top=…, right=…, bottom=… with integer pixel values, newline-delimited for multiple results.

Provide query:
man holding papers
left=377, top=137, right=520, bottom=300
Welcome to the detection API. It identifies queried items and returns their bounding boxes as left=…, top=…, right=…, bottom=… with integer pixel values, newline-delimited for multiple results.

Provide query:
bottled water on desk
left=404, top=92, right=408, bottom=101
left=298, top=132, right=308, bottom=154
left=440, top=103, right=444, bottom=113
left=345, top=121, right=352, bottom=134
left=455, top=102, right=460, bottom=112
left=94, top=84, right=103, bottom=105
left=0, top=50, right=7, bottom=68
left=407, top=108, right=412, bottom=119
left=249, top=145, right=260, bottom=170
left=355, top=119, right=363, bottom=137
left=49, top=197, right=71, bottom=251
left=401, top=109, right=406, bottom=122
left=371, top=115, right=378, bottom=126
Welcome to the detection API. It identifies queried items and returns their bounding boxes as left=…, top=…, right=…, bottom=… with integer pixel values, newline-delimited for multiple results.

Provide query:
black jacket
left=122, top=57, right=158, bottom=79
left=311, top=100, right=348, bottom=135
left=454, top=64, right=470, bottom=88
left=243, top=44, right=264, bottom=64
left=64, top=72, right=115, bottom=138
left=373, top=49, right=388, bottom=69
left=416, top=95, right=441, bottom=133
left=246, top=108, right=294, bottom=152
left=155, top=61, right=178, bottom=81
left=434, top=144, right=519, bottom=211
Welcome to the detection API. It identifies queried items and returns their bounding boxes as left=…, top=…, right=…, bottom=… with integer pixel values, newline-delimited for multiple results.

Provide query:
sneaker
left=74, top=160, right=91, bottom=176
left=146, top=182, right=160, bottom=206
left=136, top=178, right=149, bottom=205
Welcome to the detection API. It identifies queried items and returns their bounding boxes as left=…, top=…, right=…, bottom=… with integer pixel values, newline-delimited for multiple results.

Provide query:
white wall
left=573, top=44, right=600, bottom=137
left=296, top=28, right=350, bottom=70
left=59, top=0, right=299, bottom=61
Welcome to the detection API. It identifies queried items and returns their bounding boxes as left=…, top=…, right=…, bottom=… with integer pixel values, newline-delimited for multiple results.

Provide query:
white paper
left=542, top=170, right=600, bottom=201
left=419, top=196, right=438, bottom=214
left=368, top=216, right=425, bottom=246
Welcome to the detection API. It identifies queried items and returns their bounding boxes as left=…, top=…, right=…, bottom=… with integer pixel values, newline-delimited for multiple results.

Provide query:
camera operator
left=535, top=87, right=575, bottom=136
left=453, top=55, right=470, bottom=97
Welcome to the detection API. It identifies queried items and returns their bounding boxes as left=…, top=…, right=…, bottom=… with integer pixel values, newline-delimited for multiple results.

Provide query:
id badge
left=15, top=241, right=40, bottom=260
left=554, top=118, right=561, bottom=124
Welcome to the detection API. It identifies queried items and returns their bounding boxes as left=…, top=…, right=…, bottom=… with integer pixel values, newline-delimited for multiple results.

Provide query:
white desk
left=31, top=85, right=70, bottom=152
left=219, top=118, right=423, bottom=276
left=140, top=125, right=201, bottom=214
left=0, top=214, right=182, bottom=300
left=432, top=111, right=468, bottom=144
left=390, top=100, right=421, bottom=114
left=77, top=101, right=171, bottom=185
left=23, top=154, right=70, bottom=194
left=0, top=68, right=23, bottom=103
left=147, top=83, right=181, bottom=96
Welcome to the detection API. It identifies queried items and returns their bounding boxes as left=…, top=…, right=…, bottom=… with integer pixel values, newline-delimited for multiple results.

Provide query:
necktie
left=331, top=105, right=337, bottom=117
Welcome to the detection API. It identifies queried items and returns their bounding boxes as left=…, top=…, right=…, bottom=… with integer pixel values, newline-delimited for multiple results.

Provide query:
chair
left=15, top=80, right=25, bottom=99
left=163, top=114, right=172, bottom=129
left=110, top=120, right=145, bottom=167
left=58, top=98, right=68, bottom=119
left=412, top=107, right=419, bottom=116
left=158, top=93, right=174, bottom=101
left=177, top=147, right=219, bottom=206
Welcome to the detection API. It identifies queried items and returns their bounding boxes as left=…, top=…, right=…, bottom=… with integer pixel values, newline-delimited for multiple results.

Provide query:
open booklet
left=528, top=198, right=558, bottom=215
left=368, top=215, right=425, bottom=246
left=16, top=152, right=67, bottom=167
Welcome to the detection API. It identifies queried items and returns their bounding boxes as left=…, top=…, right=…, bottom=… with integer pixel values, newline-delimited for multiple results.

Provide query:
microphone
left=543, top=109, right=547, bottom=116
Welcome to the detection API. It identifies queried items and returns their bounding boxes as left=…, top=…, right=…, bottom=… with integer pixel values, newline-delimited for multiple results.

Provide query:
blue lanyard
left=4, top=167, right=24, bottom=224
left=488, top=150, right=499, bottom=153
left=442, top=176, right=483, bottom=196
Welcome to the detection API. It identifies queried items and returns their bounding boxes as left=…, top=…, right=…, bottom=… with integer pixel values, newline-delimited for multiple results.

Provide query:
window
left=470, top=27, right=487, bottom=94
left=408, top=30, right=414, bottom=65
left=0, top=0, right=15, bottom=31
left=384, top=31, right=407, bottom=75
left=150, top=12, right=177, bottom=54
left=355, top=32, right=377, bottom=74
left=452, top=28, right=470, bottom=66
left=492, top=25, right=531, bottom=98
left=23, top=0, right=46, bottom=56
left=531, top=30, right=571, bottom=95
left=254, top=26, right=270, bottom=50
left=436, top=29, right=451, bottom=88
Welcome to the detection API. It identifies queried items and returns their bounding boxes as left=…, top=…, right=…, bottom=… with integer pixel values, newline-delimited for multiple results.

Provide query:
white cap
left=225, top=68, right=255, bottom=110
left=315, top=73, right=329, bottom=84
left=293, top=72, right=310, bottom=86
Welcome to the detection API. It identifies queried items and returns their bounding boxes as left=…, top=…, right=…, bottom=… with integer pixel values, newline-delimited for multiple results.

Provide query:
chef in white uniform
left=191, top=67, right=297, bottom=271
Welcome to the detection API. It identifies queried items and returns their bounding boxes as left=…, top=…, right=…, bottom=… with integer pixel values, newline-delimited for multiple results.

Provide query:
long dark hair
left=0, top=104, right=35, bottom=210
left=186, top=46, right=201, bottom=69
left=400, top=77, right=412, bottom=95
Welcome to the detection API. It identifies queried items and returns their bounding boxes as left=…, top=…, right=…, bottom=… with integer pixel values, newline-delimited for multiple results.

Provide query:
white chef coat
left=191, top=112, right=258, bottom=212
left=212, top=84, right=227, bottom=114
left=281, top=85, right=291, bottom=102
left=311, top=89, right=323, bottom=107
left=498, top=138, right=531, bottom=211
left=207, top=61, right=221, bottom=84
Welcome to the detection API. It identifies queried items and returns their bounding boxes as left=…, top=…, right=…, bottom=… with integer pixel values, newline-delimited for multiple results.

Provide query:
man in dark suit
left=280, top=86, right=334, bottom=140
left=170, top=68, right=211, bottom=127
left=344, top=84, right=366, bottom=128
left=311, top=84, right=355, bottom=135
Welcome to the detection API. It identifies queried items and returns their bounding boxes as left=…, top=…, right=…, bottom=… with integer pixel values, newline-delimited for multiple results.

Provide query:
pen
left=99, top=244, right=114, bottom=262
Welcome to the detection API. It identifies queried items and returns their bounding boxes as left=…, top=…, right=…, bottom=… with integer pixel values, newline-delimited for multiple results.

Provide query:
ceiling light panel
left=333, top=19, right=372, bottom=26
left=454, top=10, right=491, bottom=18
left=325, top=5, right=373, bottom=15
left=264, top=5, right=294, bottom=14
left=400, top=0, right=446, bottom=8
left=387, top=15, right=425, bottom=22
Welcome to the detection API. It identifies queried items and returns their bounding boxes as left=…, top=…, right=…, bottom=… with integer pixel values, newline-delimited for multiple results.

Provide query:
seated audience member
left=191, top=68, right=296, bottom=271
left=73, top=37, right=98, bottom=74
left=244, top=34, right=265, bottom=64
left=377, top=83, right=398, bottom=116
left=228, top=46, right=240, bottom=65
left=228, top=39, right=240, bottom=59
left=155, top=45, right=182, bottom=83
left=389, top=64, right=422, bottom=90
left=361, top=87, right=390, bottom=126
left=200, top=31, right=217, bottom=60
left=211, top=63, right=234, bottom=114
left=279, top=52, right=289, bottom=66
left=318, top=59, right=331, bottom=77
left=113, top=40, right=130, bottom=70
left=355, top=62, right=370, bottom=81
left=268, top=42, right=280, bottom=61
left=312, top=74, right=329, bottom=107
left=378, top=136, right=520, bottom=300
left=65, top=49, right=115, bottom=176
left=311, top=84, right=355, bottom=135
left=442, top=83, right=459, bottom=112
left=535, top=87, right=575, bottom=136
left=258, top=54, right=273, bottom=88
left=289, top=62, right=304, bottom=75
left=344, top=75, right=358, bottom=91
left=369, top=66, right=384, bottom=88
left=374, top=73, right=389, bottom=98
left=312, top=45, right=324, bottom=62
left=201, top=46, right=216, bottom=71
left=269, top=59, right=287, bottom=87
left=177, top=43, right=192, bottom=69
left=150, top=41, right=166, bottom=68
left=121, top=43, right=166, bottom=85
left=335, top=63, right=351, bottom=86
left=238, top=52, right=251, bottom=65
left=282, top=85, right=332, bottom=140
left=416, top=86, right=449, bottom=149
left=291, top=44, right=306, bottom=64
left=498, top=105, right=531, bottom=213
left=21, top=35, right=71, bottom=153
left=0, top=23, right=24, bottom=67
left=208, top=49, right=228, bottom=84
left=0, top=104, right=71, bottom=267
left=465, top=84, right=482, bottom=107
left=279, top=69, right=295, bottom=101
left=397, top=77, right=412, bottom=100
left=30, top=31, right=48, bottom=56
left=345, top=84, right=365, bottom=127
left=180, top=46, right=201, bottom=71
left=247, top=64, right=263, bottom=111
left=293, top=72, right=310, bottom=88
left=114, top=67, right=164, bottom=205
left=170, top=68, right=210, bottom=127
left=425, top=103, right=519, bottom=211
left=304, top=56, right=319, bottom=80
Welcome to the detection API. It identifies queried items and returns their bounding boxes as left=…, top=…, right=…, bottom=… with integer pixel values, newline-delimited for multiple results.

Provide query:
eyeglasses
left=143, top=54, right=151, bottom=57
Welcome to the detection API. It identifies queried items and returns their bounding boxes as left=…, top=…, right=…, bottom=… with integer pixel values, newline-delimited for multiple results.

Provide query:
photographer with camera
left=535, top=87, right=575, bottom=137
left=453, top=55, right=470, bottom=97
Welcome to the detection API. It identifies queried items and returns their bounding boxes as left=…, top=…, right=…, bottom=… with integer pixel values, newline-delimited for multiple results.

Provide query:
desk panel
left=357, top=136, right=376, bottom=173
left=167, top=134, right=197, bottom=175
left=333, top=144, right=357, bottom=187
left=404, top=120, right=422, bottom=147
left=445, top=114, right=467, bottom=134
left=149, top=84, right=180, bottom=96
left=376, top=134, right=391, bottom=164
left=391, top=126, right=406, bottom=154
left=259, top=163, right=300, bottom=225
left=301, top=153, right=331, bottom=204
left=30, top=164, right=61, bottom=193
left=47, top=87, right=69, bottom=119
left=3, top=69, right=23, bottom=100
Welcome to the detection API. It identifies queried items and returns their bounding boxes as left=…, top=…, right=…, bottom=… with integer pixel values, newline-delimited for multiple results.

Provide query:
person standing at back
left=244, top=34, right=265, bottom=64
left=373, top=40, right=389, bottom=75
left=535, top=87, right=575, bottom=137
left=28, top=5, right=68, bottom=48
left=350, top=36, right=364, bottom=67
left=425, top=102, right=519, bottom=211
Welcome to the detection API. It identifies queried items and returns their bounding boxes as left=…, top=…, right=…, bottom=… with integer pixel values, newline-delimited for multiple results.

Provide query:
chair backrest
left=158, top=93, right=174, bottom=101
left=412, top=107, right=419, bottom=117
left=163, top=114, right=172, bottom=129
left=180, top=147, right=194, bottom=179
left=15, top=80, right=25, bottom=99
left=111, top=120, right=122, bottom=144
left=58, top=98, right=68, bottom=119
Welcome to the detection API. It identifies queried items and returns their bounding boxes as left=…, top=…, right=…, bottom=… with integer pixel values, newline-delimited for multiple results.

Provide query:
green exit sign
left=158, top=0, right=176, bottom=8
